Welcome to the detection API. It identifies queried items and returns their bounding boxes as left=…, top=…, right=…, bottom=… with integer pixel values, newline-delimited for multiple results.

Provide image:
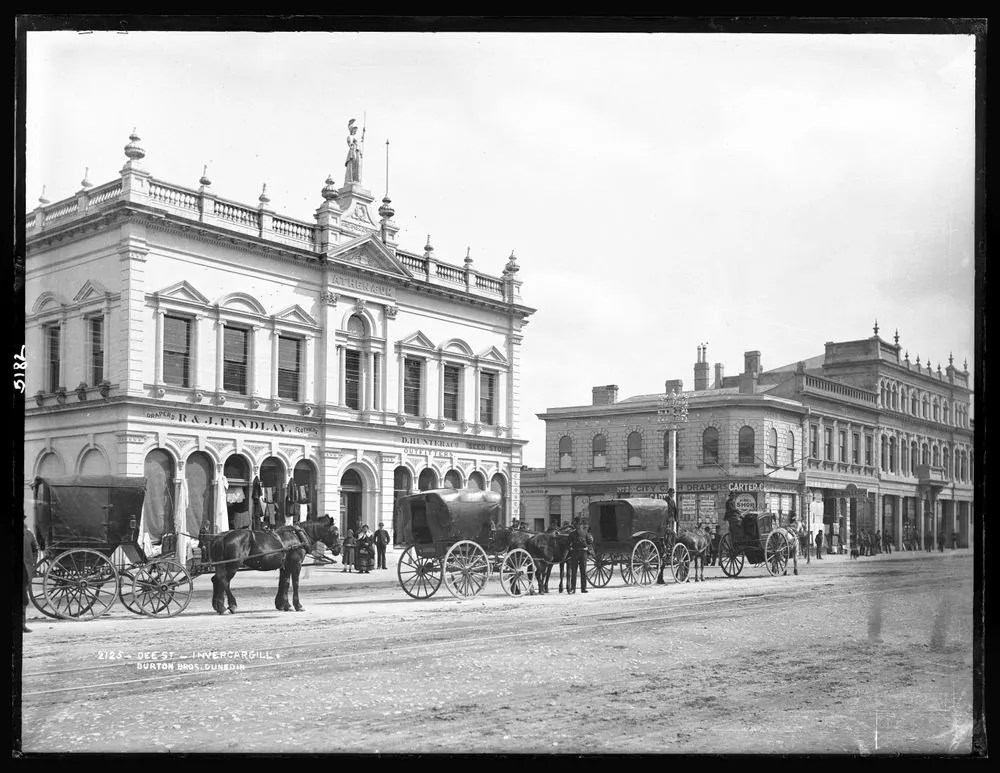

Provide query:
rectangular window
left=223, top=326, right=248, bottom=394
left=479, top=371, right=496, bottom=425
left=45, top=324, right=61, bottom=393
left=809, top=426, right=818, bottom=458
left=88, top=316, right=104, bottom=385
left=852, top=433, right=860, bottom=464
left=824, top=428, right=833, bottom=460
left=345, top=350, right=361, bottom=409
left=839, top=431, right=847, bottom=463
left=443, top=364, right=461, bottom=421
left=163, top=316, right=192, bottom=387
left=277, top=336, right=301, bottom=400
left=373, top=353, right=380, bottom=411
left=865, top=436, right=873, bottom=466
left=404, top=357, right=423, bottom=416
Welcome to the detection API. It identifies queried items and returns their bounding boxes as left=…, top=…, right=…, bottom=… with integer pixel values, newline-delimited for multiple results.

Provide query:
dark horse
left=204, top=518, right=337, bottom=615
left=657, top=527, right=711, bottom=583
left=525, top=526, right=575, bottom=594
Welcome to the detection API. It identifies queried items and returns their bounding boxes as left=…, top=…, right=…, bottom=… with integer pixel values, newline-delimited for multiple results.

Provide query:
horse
left=657, top=527, right=711, bottom=583
left=203, top=519, right=337, bottom=615
left=298, top=515, right=342, bottom=561
left=524, top=526, right=575, bottom=594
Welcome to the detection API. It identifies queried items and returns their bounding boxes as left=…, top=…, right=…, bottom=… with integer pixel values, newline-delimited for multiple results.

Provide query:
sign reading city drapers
left=329, top=273, right=396, bottom=299
left=144, top=410, right=319, bottom=436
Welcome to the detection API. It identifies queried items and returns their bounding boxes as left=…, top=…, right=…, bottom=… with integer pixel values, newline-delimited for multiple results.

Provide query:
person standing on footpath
left=567, top=516, right=593, bottom=594
left=355, top=524, right=375, bottom=573
left=814, top=528, right=824, bottom=560
left=342, top=529, right=356, bottom=572
left=373, top=522, right=390, bottom=570
left=785, top=513, right=801, bottom=575
left=23, top=515, right=39, bottom=633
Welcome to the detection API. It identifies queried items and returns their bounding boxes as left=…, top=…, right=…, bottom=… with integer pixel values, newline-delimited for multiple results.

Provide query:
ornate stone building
left=523, top=331, right=974, bottom=551
left=24, top=128, right=535, bottom=557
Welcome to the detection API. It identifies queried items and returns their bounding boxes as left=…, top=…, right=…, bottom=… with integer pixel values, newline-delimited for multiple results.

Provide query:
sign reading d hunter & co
left=400, top=435, right=512, bottom=454
left=143, top=410, right=319, bottom=436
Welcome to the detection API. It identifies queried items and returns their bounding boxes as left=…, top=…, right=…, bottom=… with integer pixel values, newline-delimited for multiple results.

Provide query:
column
left=247, top=325, right=258, bottom=397
left=270, top=328, right=279, bottom=400
left=474, top=360, right=482, bottom=426
left=101, top=299, right=112, bottom=385
left=338, top=345, right=346, bottom=406
left=214, top=317, right=225, bottom=393
left=153, top=308, right=165, bottom=384
left=174, top=460, right=189, bottom=565
left=895, top=494, right=903, bottom=551
left=303, top=336, right=313, bottom=404
left=917, top=496, right=925, bottom=550
left=365, top=349, right=375, bottom=412
left=437, top=354, right=445, bottom=423
left=397, top=353, right=405, bottom=415
left=190, top=315, right=201, bottom=392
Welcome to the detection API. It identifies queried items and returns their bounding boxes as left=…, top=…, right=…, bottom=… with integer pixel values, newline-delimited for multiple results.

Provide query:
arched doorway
left=79, top=448, right=110, bottom=476
left=418, top=468, right=438, bottom=491
left=293, top=460, right=318, bottom=522
left=144, top=450, right=174, bottom=543
left=185, top=451, right=214, bottom=535
left=393, top=466, right=412, bottom=546
left=340, top=469, right=364, bottom=535
left=491, top=473, right=507, bottom=525
left=224, top=454, right=251, bottom=529
left=259, top=456, right=286, bottom=526
left=468, top=471, right=486, bottom=491
left=444, top=469, right=463, bottom=490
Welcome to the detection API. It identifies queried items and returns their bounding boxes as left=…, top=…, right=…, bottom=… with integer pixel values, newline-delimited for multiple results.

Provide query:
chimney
left=694, top=344, right=710, bottom=391
left=744, top=350, right=762, bottom=376
left=664, top=379, right=684, bottom=394
left=714, top=363, right=724, bottom=389
left=592, top=385, right=618, bottom=406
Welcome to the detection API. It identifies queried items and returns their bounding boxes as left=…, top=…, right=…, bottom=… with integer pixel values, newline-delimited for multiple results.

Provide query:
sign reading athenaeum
left=143, top=409, right=319, bottom=436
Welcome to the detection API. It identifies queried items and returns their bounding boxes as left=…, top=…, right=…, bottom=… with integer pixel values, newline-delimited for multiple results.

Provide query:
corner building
left=24, top=131, right=535, bottom=554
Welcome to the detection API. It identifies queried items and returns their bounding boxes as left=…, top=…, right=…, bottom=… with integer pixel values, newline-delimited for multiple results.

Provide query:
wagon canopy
left=588, top=498, right=672, bottom=545
left=32, top=476, right=147, bottom=550
left=395, top=488, right=502, bottom=546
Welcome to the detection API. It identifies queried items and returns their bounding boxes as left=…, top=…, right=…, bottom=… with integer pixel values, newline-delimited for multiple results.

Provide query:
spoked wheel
left=630, top=539, right=661, bottom=586
left=671, top=542, right=691, bottom=583
left=127, top=560, right=194, bottom=617
left=118, top=567, right=145, bottom=615
left=397, top=546, right=443, bottom=599
left=718, top=534, right=744, bottom=578
left=500, top=548, right=536, bottom=597
left=586, top=554, right=613, bottom=588
left=443, top=540, right=490, bottom=598
left=765, top=531, right=789, bottom=576
left=30, top=557, right=60, bottom=619
left=43, top=549, right=119, bottom=620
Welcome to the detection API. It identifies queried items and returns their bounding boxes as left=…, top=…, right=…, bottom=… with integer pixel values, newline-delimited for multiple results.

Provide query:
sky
left=23, top=29, right=978, bottom=467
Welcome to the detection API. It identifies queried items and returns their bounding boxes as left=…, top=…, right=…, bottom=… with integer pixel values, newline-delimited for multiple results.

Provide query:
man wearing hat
left=665, top=488, right=679, bottom=534
left=373, top=521, right=391, bottom=570
left=785, top=512, right=801, bottom=575
left=23, top=514, right=39, bottom=633
left=567, top=516, right=594, bottom=594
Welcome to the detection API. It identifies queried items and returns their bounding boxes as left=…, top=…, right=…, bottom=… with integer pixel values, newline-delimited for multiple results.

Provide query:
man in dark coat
left=566, top=517, right=594, bottom=594
left=23, top=515, right=39, bottom=633
left=373, top=522, right=391, bottom=570
left=814, top=529, right=824, bottom=559
left=724, top=492, right=742, bottom=542
left=665, top=489, right=679, bottom=534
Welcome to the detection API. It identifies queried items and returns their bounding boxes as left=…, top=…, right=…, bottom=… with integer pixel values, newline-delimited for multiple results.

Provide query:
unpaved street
left=17, top=551, right=975, bottom=755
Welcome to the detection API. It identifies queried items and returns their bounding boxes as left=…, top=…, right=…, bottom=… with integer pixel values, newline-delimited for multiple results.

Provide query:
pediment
left=477, top=345, right=508, bottom=364
left=327, top=233, right=412, bottom=279
left=31, top=291, right=66, bottom=314
left=73, top=279, right=110, bottom=303
left=156, top=280, right=210, bottom=306
left=218, top=292, right=266, bottom=315
left=398, top=330, right=436, bottom=350
left=440, top=338, right=474, bottom=356
left=274, top=304, right=318, bottom=327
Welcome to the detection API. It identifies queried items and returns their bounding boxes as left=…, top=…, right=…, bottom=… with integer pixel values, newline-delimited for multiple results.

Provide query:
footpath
left=191, top=543, right=973, bottom=593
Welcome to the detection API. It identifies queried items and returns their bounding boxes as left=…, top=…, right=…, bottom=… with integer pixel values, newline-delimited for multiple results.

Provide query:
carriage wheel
left=586, top=554, right=613, bottom=588
left=43, top=549, right=119, bottom=621
left=630, top=540, right=660, bottom=586
left=718, top=534, right=744, bottom=578
left=671, top=542, right=691, bottom=583
left=127, top=560, right=194, bottom=617
left=443, top=540, right=490, bottom=598
left=30, top=557, right=60, bottom=619
left=765, top=531, right=789, bottom=577
left=619, top=553, right=636, bottom=585
left=397, top=546, right=443, bottom=599
left=500, top=549, right=536, bottom=597
left=118, top=567, right=145, bottom=615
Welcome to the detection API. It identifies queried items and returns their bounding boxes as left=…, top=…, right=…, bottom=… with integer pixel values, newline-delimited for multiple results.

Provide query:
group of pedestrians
left=340, top=522, right=391, bottom=574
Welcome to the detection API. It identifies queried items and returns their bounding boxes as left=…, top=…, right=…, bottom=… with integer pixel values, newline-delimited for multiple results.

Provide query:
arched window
left=880, top=436, right=888, bottom=470
left=702, top=427, right=719, bottom=465
left=932, top=446, right=940, bottom=468
left=889, top=438, right=897, bottom=473
left=943, top=447, right=950, bottom=478
left=786, top=430, right=795, bottom=467
left=468, top=471, right=486, bottom=491
left=347, top=314, right=367, bottom=336
left=768, top=428, right=778, bottom=465
left=592, top=434, right=607, bottom=469
left=911, top=393, right=918, bottom=415
left=911, top=442, right=918, bottom=474
left=880, top=383, right=886, bottom=406
left=627, top=432, right=643, bottom=468
left=892, top=384, right=898, bottom=410
left=933, top=399, right=940, bottom=422
left=921, top=443, right=929, bottom=466
left=738, top=426, right=755, bottom=464
left=444, top=469, right=463, bottom=489
left=558, top=435, right=573, bottom=470
left=418, top=468, right=438, bottom=491
left=922, top=396, right=929, bottom=419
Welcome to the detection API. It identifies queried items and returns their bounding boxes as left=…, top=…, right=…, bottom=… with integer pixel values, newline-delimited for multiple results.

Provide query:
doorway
left=340, top=469, right=364, bottom=535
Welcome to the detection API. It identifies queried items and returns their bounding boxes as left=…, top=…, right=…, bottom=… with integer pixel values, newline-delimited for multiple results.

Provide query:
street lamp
left=657, top=387, right=690, bottom=507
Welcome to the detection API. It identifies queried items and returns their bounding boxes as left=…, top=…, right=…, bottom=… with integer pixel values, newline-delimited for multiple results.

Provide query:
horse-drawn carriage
left=717, top=510, right=793, bottom=577
left=394, top=488, right=536, bottom=599
left=584, top=498, right=691, bottom=587
left=30, top=476, right=194, bottom=620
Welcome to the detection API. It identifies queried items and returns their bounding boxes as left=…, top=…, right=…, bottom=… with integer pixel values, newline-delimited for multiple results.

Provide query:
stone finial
left=893, top=329, right=899, bottom=345
left=424, top=235, right=434, bottom=257
left=124, top=129, right=145, bottom=161
left=464, top=247, right=473, bottom=268
left=916, top=354, right=921, bottom=366
left=963, top=358, right=968, bottom=371
left=948, top=352, right=954, bottom=367
left=258, top=183, right=270, bottom=206
left=38, top=185, right=50, bottom=206
left=199, top=164, right=212, bottom=188
left=378, top=194, right=394, bottom=221
left=321, top=174, right=338, bottom=201
left=904, top=350, right=910, bottom=365
left=505, top=250, right=519, bottom=275
left=873, top=319, right=879, bottom=336
left=80, top=167, right=92, bottom=189
left=937, top=363, right=942, bottom=375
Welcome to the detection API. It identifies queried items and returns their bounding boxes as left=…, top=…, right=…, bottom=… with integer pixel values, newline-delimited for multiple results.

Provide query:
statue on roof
left=345, top=118, right=362, bottom=185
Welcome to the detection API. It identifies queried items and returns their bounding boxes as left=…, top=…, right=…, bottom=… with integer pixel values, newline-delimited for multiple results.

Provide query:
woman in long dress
left=355, top=524, right=375, bottom=574
left=342, top=529, right=356, bottom=573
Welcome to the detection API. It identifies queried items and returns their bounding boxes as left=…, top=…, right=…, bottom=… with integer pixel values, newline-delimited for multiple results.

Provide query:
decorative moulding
left=55, top=387, right=67, bottom=405
left=396, top=414, right=406, bottom=426
left=270, top=400, right=281, bottom=411
left=76, top=382, right=88, bottom=401
left=301, top=404, right=313, bottom=416
left=34, top=390, right=45, bottom=407
left=193, top=390, right=205, bottom=402
left=98, top=380, right=112, bottom=399
left=385, top=304, right=399, bottom=320
left=250, top=398, right=261, bottom=410
left=153, top=386, right=166, bottom=398
left=214, top=392, right=227, bottom=406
